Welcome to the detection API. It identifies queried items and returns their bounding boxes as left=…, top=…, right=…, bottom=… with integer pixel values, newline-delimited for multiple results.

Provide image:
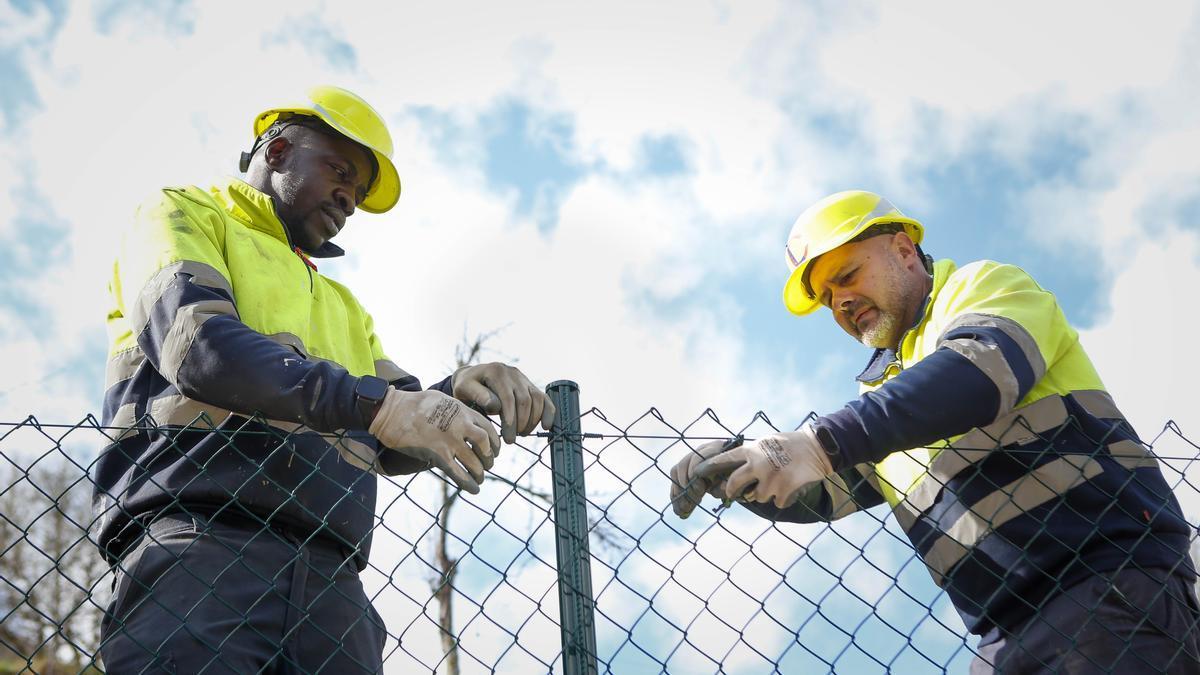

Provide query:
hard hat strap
left=239, top=118, right=293, bottom=173
left=916, top=244, right=934, bottom=275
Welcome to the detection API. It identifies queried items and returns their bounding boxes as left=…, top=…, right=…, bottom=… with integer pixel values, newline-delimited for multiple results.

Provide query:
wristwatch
left=354, top=375, right=390, bottom=428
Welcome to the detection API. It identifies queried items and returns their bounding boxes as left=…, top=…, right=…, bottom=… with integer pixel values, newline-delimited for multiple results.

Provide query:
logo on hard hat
left=786, top=242, right=809, bottom=269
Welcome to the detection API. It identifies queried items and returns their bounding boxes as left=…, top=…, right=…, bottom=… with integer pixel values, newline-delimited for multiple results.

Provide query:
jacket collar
left=212, top=178, right=346, bottom=259
left=855, top=258, right=957, bottom=383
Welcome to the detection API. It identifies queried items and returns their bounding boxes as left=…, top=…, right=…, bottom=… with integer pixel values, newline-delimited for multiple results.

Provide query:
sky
left=2, top=1, right=1199, bottom=673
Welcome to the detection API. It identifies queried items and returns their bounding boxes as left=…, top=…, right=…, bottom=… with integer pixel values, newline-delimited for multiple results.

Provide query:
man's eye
left=330, top=164, right=347, bottom=179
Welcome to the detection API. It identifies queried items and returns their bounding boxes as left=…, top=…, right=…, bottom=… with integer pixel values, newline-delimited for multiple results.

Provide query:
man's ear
left=263, top=137, right=291, bottom=171
left=891, top=231, right=918, bottom=262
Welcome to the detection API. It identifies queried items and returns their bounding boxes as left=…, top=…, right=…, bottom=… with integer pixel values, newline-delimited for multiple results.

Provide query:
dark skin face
left=807, top=232, right=932, bottom=349
left=249, top=127, right=375, bottom=253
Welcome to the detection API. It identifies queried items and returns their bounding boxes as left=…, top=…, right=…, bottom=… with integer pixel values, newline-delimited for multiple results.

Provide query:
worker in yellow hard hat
left=669, top=190, right=1200, bottom=672
left=95, top=85, right=556, bottom=672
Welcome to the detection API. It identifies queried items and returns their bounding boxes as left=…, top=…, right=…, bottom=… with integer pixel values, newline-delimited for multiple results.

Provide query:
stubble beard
left=273, top=174, right=320, bottom=251
left=857, top=256, right=915, bottom=349
left=860, top=310, right=901, bottom=349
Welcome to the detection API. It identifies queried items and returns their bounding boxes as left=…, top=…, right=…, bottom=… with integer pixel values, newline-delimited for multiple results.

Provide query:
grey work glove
left=694, top=425, right=835, bottom=509
left=669, top=437, right=741, bottom=519
left=452, top=362, right=556, bottom=444
left=368, top=387, right=501, bottom=494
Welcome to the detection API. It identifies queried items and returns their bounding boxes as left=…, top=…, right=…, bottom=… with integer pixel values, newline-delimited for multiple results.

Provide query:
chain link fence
left=2, top=384, right=1198, bottom=673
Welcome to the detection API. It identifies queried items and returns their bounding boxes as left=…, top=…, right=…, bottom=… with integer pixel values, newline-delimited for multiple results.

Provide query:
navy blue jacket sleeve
left=144, top=272, right=369, bottom=433
left=812, top=347, right=1005, bottom=471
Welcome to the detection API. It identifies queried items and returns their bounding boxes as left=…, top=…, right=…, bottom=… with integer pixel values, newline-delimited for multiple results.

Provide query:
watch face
left=358, top=375, right=389, bottom=402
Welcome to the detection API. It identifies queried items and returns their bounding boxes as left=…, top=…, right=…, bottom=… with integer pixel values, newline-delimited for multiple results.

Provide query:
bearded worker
left=669, top=190, right=1199, bottom=673
left=93, top=85, right=554, bottom=673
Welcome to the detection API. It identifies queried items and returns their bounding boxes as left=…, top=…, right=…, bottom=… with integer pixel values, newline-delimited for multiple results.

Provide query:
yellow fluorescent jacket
left=94, top=178, right=440, bottom=565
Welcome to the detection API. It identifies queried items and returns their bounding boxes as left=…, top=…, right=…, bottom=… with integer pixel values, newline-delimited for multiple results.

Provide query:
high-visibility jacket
left=92, top=178, right=447, bottom=566
left=751, top=259, right=1194, bottom=635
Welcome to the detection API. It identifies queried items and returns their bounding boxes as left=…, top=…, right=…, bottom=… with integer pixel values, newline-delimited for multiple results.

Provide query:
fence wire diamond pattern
left=1, top=392, right=1198, bottom=673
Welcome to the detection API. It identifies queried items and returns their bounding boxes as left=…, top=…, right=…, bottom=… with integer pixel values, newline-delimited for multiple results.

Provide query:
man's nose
left=333, top=188, right=355, bottom=217
left=836, top=292, right=856, bottom=314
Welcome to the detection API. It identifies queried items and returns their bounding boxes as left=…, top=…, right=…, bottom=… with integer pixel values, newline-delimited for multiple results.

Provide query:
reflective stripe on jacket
left=751, top=259, right=1194, bottom=635
left=93, top=178, right=447, bottom=566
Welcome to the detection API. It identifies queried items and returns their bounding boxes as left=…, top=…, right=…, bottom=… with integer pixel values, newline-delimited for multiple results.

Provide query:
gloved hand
left=669, top=437, right=740, bottom=518
left=694, top=425, right=835, bottom=509
left=451, top=362, right=556, bottom=444
left=368, top=387, right=501, bottom=494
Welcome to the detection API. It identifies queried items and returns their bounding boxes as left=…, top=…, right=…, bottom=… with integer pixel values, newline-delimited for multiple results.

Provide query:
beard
left=856, top=255, right=920, bottom=349
left=272, top=174, right=327, bottom=252
left=860, top=309, right=902, bottom=348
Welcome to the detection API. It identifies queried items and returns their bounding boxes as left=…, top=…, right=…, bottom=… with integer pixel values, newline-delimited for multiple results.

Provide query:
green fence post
left=546, top=380, right=599, bottom=675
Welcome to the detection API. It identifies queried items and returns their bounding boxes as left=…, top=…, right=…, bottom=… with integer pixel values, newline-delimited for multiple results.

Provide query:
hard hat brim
left=359, top=152, right=400, bottom=214
left=783, top=267, right=823, bottom=315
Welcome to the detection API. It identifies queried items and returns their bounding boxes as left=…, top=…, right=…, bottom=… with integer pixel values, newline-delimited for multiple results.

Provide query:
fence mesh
left=1, top=401, right=1198, bottom=673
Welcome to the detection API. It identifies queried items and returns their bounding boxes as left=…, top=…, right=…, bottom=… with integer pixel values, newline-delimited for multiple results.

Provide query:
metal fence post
left=546, top=380, right=599, bottom=675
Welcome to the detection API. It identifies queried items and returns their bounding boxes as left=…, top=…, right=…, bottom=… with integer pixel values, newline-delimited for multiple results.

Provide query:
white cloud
left=0, top=1, right=57, bottom=47
left=1079, top=228, right=1200, bottom=451
left=821, top=2, right=1191, bottom=115
left=338, top=117, right=825, bottom=427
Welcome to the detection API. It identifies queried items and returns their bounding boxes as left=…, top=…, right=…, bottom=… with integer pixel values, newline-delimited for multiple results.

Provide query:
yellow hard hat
left=244, top=85, right=401, bottom=214
left=782, top=190, right=924, bottom=316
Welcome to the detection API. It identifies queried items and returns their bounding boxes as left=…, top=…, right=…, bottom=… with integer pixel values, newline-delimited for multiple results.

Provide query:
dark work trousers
left=971, top=567, right=1200, bottom=674
left=98, top=512, right=386, bottom=674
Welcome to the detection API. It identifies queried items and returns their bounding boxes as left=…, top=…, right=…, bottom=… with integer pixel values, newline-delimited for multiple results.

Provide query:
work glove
left=451, top=362, right=556, bottom=444
left=368, top=387, right=501, bottom=494
left=669, top=437, right=741, bottom=519
left=694, top=425, right=836, bottom=510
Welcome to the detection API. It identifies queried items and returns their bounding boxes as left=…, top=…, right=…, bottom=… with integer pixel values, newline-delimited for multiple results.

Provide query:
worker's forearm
left=812, top=347, right=1002, bottom=471
left=135, top=269, right=408, bottom=433
left=167, top=313, right=366, bottom=432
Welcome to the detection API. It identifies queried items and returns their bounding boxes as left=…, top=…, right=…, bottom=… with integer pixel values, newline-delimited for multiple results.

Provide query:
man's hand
left=694, top=426, right=835, bottom=509
left=368, top=388, right=501, bottom=494
left=669, top=437, right=741, bottom=519
left=451, top=362, right=556, bottom=444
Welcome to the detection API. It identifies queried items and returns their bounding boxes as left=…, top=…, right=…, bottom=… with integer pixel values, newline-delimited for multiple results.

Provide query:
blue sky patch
left=0, top=0, right=71, bottom=131
left=481, top=100, right=586, bottom=231
left=411, top=101, right=695, bottom=232
left=0, top=48, right=40, bottom=132
left=0, top=178, right=72, bottom=338
left=917, top=131, right=1109, bottom=328
left=637, top=134, right=690, bottom=177
left=1136, top=184, right=1200, bottom=241
left=262, top=13, right=357, bottom=72
left=12, top=0, right=68, bottom=30
left=1174, top=191, right=1200, bottom=238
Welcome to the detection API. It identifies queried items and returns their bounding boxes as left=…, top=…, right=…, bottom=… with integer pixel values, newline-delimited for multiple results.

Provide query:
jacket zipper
left=271, top=201, right=316, bottom=293
left=293, top=246, right=316, bottom=292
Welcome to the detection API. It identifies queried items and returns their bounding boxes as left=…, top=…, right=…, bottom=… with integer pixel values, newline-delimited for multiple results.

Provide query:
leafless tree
left=425, top=327, right=628, bottom=675
left=0, top=460, right=38, bottom=670
left=0, top=452, right=106, bottom=674
left=425, top=327, right=502, bottom=675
